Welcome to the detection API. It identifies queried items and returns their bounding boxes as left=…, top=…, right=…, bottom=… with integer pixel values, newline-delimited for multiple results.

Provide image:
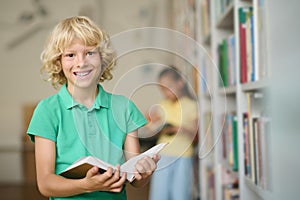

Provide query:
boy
left=27, top=16, right=159, bottom=199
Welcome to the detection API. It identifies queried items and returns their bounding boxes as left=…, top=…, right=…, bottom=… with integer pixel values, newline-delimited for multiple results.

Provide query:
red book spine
left=240, top=24, right=247, bottom=83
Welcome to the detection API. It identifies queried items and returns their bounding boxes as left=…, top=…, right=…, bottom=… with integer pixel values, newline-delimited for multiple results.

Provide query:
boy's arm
left=124, top=131, right=160, bottom=188
left=34, top=136, right=126, bottom=197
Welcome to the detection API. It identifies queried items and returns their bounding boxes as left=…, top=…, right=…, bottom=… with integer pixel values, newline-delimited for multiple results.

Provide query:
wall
left=0, top=0, right=171, bottom=183
left=99, top=0, right=173, bottom=112
left=268, top=0, right=300, bottom=199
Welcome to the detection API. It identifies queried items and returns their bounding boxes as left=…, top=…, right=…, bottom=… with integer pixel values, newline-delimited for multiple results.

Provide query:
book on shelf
left=255, top=0, right=269, bottom=80
left=239, top=5, right=268, bottom=83
left=245, top=7, right=254, bottom=82
left=252, top=117, right=259, bottom=185
left=246, top=93, right=257, bottom=184
left=222, top=167, right=239, bottom=199
left=60, top=143, right=168, bottom=182
left=239, top=7, right=248, bottom=83
left=239, top=6, right=257, bottom=83
left=250, top=12, right=256, bottom=82
left=232, top=116, right=239, bottom=171
left=228, top=34, right=237, bottom=86
left=243, top=92, right=271, bottom=189
left=217, top=35, right=236, bottom=88
left=253, top=116, right=271, bottom=190
left=243, top=113, right=251, bottom=178
left=223, top=183, right=239, bottom=200
left=221, top=113, right=238, bottom=171
left=205, top=166, right=215, bottom=200
left=218, top=40, right=228, bottom=87
left=257, top=117, right=271, bottom=190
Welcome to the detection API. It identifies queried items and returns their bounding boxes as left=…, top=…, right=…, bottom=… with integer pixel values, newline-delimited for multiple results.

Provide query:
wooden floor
left=0, top=183, right=47, bottom=200
left=0, top=183, right=149, bottom=200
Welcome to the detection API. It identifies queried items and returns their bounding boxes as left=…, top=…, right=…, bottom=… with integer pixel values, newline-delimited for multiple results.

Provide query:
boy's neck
left=67, top=84, right=98, bottom=109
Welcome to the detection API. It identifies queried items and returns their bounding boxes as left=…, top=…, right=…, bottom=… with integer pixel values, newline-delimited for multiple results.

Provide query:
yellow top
left=157, top=97, right=198, bottom=157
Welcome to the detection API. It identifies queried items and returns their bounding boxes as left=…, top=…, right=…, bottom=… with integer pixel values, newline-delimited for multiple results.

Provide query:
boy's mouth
left=73, top=70, right=92, bottom=77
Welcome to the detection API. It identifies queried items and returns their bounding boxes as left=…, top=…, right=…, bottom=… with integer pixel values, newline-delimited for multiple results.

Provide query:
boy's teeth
left=76, top=71, right=89, bottom=77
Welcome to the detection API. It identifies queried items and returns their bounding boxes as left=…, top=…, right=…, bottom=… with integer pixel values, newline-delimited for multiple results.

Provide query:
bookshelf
left=196, top=0, right=273, bottom=199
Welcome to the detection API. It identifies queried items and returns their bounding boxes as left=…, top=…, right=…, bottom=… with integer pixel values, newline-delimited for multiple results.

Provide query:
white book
left=60, top=143, right=168, bottom=182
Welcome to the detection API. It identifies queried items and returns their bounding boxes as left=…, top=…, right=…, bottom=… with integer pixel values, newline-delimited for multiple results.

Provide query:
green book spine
left=222, top=39, right=228, bottom=87
left=238, top=7, right=247, bottom=24
left=232, top=116, right=239, bottom=171
left=219, top=39, right=228, bottom=87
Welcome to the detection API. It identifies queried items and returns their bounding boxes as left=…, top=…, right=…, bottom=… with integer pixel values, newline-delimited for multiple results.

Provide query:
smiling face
left=61, top=38, right=102, bottom=93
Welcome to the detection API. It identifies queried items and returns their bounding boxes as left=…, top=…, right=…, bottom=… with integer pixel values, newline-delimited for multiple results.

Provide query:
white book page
left=120, top=143, right=168, bottom=174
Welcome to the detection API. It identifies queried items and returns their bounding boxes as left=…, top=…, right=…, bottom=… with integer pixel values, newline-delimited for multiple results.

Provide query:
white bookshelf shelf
left=244, top=176, right=272, bottom=200
left=241, top=79, right=269, bottom=92
left=218, top=85, right=237, bottom=95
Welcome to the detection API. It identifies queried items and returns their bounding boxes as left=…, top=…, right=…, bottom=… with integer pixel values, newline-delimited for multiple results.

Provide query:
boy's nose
left=76, top=54, right=87, bottom=68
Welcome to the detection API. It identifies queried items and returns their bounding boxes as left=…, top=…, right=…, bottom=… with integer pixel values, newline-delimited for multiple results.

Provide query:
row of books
left=239, top=4, right=268, bottom=84
left=215, top=2, right=268, bottom=89
left=223, top=183, right=239, bottom=200
left=218, top=35, right=237, bottom=87
left=205, top=166, right=215, bottom=200
left=243, top=93, right=271, bottom=190
left=204, top=166, right=239, bottom=200
left=222, top=168, right=239, bottom=200
left=221, top=113, right=238, bottom=171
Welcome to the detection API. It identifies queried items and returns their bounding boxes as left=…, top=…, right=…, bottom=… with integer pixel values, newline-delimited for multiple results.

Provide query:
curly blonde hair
left=40, top=16, right=116, bottom=89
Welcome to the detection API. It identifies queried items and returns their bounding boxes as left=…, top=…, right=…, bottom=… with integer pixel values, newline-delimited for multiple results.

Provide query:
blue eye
left=87, top=51, right=95, bottom=56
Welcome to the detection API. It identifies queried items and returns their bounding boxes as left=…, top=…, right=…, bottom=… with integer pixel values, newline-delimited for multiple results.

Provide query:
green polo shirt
left=27, top=84, right=147, bottom=200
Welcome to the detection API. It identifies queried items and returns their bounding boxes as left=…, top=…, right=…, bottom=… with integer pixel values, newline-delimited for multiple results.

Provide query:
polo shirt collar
left=58, top=84, right=110, bottom=110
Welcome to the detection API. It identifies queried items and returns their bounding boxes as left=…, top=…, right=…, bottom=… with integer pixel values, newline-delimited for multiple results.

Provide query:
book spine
left=246, top=93, right=257, bottom=183
left=253, top=117, right=259, bottom=185
left=250, top=14, right=257, bottom=81
left=230, top=35, right=236, bottom=85
left=243, top=113, right=251, bottom=177
left=239, top=8, right=248, bottom=83
left=232, top=116, right=238, bottom=171
left=245, top=7, right=253, bottom=83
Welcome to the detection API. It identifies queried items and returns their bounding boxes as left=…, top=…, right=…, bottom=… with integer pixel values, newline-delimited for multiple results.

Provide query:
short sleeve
left=27, top=100, right=58, bottom=142
left=126, top=100, right=147, bottom=133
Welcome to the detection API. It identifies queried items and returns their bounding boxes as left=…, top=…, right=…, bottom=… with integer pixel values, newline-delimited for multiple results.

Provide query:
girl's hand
left=83, top=165, right=127, bottom=193
left=161, top=124, right=178, bottom=135
left=134, top=154, right=160, bottom=181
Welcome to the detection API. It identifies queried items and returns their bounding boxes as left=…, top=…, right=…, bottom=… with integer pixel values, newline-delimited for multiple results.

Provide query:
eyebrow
left=63, top=46, right=97, bottom=52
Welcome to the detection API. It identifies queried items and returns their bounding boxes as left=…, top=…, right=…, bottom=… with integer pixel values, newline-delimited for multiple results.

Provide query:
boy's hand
left=83, top=165, right=127, bottom=193
left=134, top=154, right=160, bottom=181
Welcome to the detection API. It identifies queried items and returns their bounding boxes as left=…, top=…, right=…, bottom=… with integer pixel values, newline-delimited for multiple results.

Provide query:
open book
left=60, top=143, right=168, bottom=182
